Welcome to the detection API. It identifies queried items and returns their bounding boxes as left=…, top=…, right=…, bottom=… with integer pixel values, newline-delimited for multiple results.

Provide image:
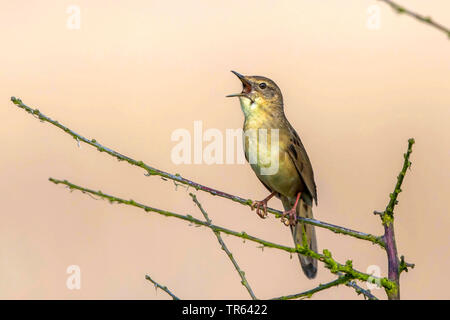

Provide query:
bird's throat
left=239, top=96, right=259, bottom=118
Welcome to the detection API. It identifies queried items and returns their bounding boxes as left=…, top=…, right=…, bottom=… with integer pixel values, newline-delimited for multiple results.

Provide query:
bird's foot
left=251, top=192, right=275, bottom=219
left=251, top=199, right=269, bottom=219
left=281, top=192, right=301, bottom=226
left=281, top=208, right=297, bottom=226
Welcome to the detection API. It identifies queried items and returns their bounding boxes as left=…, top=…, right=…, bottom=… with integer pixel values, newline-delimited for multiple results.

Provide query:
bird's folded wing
left=286, top=126, right=318, bottom=205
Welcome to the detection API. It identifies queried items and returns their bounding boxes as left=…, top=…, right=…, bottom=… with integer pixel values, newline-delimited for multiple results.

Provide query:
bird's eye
left=259, top=82, right=267, bottom=89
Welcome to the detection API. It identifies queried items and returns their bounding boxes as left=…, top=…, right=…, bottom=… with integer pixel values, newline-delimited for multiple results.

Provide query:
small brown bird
left=227, top=71, right=318, bottom=278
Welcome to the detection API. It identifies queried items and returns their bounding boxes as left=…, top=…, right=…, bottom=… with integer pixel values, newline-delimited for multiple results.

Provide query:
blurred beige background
left=0, top=0, right=449, bottom=299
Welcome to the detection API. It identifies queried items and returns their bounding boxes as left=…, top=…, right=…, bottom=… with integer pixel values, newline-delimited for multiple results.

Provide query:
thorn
left=400, top=255, right=415, bottom=273
left=173, top=180, right=188, bottom=191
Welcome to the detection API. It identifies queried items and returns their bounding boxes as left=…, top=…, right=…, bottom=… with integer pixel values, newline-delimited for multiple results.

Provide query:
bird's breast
left=243, top=118, right=303, bottom=198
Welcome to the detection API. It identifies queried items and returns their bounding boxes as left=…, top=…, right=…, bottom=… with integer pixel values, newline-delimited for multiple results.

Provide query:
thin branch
left=334, top=271, right=379, bottom=300
left=375, top=138, right=415, bottom=300
left=270, top=275, right=351, bottom=300
left=382, top=138, right=415, bottom=224
left=345, top=280, right=378, bottom=300
left=270, top=274, right=378, bottom=300
left=378, top=0, right=450, bottom=38
left=48, top=177, right=396, bottom=292
left=190, top=193, right=257, bottom=300
left=9, top=97, right=384, bottom=248
left=145, top=274, right=180, bottom=300
left=399, top=255, right=415, bottom=274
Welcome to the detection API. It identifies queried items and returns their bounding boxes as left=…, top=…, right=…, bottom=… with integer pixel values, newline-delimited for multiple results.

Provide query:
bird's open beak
left=226, top=70, right=252, bottom=99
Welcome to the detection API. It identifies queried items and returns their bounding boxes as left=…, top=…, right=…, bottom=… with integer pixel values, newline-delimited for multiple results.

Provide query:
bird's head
left=226, top=71, right=283, bottom=116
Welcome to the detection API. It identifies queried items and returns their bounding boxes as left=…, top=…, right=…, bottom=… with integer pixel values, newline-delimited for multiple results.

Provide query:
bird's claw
left=251, top=200, right=268, bottom=219
left=281, top=208, right=296, bottom=226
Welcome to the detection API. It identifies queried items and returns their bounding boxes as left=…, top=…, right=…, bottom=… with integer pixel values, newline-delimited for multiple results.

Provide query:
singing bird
left=227, top=71, right=318, bottom=278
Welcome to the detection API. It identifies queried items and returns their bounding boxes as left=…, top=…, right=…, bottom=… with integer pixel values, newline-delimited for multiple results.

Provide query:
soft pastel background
left=0, top=0, right=449, bottom=299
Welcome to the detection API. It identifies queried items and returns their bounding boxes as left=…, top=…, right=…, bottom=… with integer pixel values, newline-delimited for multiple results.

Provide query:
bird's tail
left=282, top=195, right=318, bottom=279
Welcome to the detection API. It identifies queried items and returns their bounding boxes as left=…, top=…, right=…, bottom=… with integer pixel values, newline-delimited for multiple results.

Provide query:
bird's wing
left=285, top=124, right=318, bottom=205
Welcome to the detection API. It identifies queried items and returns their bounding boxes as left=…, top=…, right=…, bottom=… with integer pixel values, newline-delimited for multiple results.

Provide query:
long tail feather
left=282, top=195, right=318, bottom=279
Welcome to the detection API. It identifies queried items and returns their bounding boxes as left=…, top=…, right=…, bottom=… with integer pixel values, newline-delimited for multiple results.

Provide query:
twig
left=378, top=0, right=450, bottom=38
left=145, top=274, right=180, bottom=300
left=266, top=273, right=378, bottom=300
left=399, top=255, right=415, bottom=274
left=9, top=97, right=384, bottom=248
left=190, top=193, right=257, bottom=300
left=334, top=271, right=378, bottom=300
left=345, top=280, right=378, bottom=300
left=375, top=138, right=415, bottom=300
left=48, top=177, right=396, bottom=292
left=270, top=275, right=351, bottom=300
left=270, top=274, right=378, bottom=300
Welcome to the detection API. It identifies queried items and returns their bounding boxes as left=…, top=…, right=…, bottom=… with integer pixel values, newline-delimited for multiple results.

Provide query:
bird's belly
left=247, top=146, right=303, bottom=198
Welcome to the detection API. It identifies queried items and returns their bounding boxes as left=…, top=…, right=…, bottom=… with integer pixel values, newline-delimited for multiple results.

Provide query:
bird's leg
left=281, top=192, right=301, bottom=226
left=251, top=192, right=276, bottom=219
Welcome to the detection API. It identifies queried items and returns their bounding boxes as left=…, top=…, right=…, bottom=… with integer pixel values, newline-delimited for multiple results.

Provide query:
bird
left=226, top=71, right=318, bottom=279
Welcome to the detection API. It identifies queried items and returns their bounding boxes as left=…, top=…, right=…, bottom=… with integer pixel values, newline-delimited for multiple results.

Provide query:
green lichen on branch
left=380, top=138, right=415, bottom=227
left=399, top=255, right=415, bottom=274
left=374, top=139, right=416, bottom=300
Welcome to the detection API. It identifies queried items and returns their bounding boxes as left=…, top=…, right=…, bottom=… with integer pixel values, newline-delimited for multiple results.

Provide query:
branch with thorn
left=190, top=193, right=257, bottom=300
left=378, top=0, right=450, bottom=39
left=145, top=275, right=180, bottom=300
